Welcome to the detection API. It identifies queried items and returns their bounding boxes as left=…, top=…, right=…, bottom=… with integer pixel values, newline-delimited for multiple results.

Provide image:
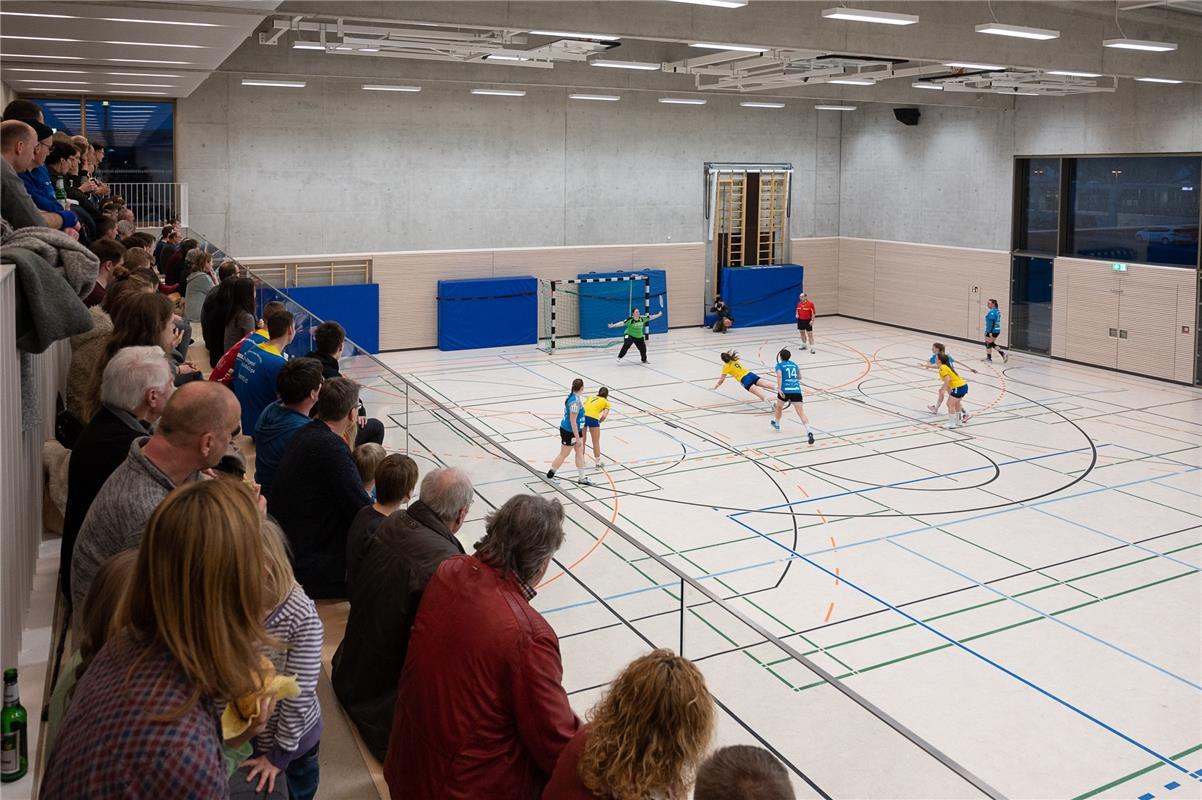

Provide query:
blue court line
left=1151, top=478, right=1202, bottom=499
left=886, top=536, right=1202, bottom=691
left=1029, top=506, right=1202, bottom=574
left=726, top=512, right=1200, bottom=781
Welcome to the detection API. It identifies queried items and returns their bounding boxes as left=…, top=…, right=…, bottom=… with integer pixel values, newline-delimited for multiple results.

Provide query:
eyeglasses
left=34, top=141, right=50, bottom=151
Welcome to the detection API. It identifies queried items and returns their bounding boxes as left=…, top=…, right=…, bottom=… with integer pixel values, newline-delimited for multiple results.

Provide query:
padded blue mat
left=437, top=275, right=537, bottom=351
left=719, top=264, right=804, bottom=328
left=576, top=269, right=667, bottom=339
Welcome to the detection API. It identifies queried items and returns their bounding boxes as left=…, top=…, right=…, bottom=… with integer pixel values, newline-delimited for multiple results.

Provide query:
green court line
left=1071, top=743, right=1202, bottom=800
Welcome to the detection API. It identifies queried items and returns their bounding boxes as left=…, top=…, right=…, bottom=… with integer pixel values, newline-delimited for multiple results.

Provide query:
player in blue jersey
left=546, top=378, right=591, bottom=485
left=770, top=348, right=814, bottom=444
left=921, top=342, right=977, bottom=416
left=984, top=299, right=1008, bottom=363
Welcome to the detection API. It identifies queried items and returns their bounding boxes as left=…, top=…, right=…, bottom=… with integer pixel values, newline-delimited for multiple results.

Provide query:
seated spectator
left=70, top=381, right=240, bottom=609
left=253, top=357, right=324, bottom=493
left=343, top=453, right=419, bottom=589
left=65, top=276, right=152, bottom=424
left=267, top=377, right=371, bottom=599
left=82, top=238, right=125, bottom=308
left=94, top=216, right=117, bottom=240
left=211, top=300, right=286, bottom=387
left=115, top=218, right=136, bottom=238
left=224, top=277, right=257, bottom=352
left=185, top=250, right=217, bottom=322
left=1, top=119, right=60, bottom=229
left=333, top=464, right=465, bottom=761
left=201, top=261, right=239, bottom=366
left=16, top=119, right=80, bottom=234
left=46, top=141, right=97, bottom=239
left=155, top=225, right=181, bottom=272
left=163, top=237, right=197, bottom=286
left=234, top=309, right=295, bottom=437
left=710, top=295, right=733, bottom=333
left=43, top=479, right=277, bottom=800
left=304, top=321, right=384, bottom=447
left=45, top=550, right=136, bottom=756
left=543, top=649, right=715, bottom=800
left=79, top=291, right=175, bottom=423
left=384, top=493, right=579, bottom=798
left=61, top=345, right=174, bottom=606
left=352, top=442, right=386, bottom=495
left=694, top=746, right=796, bottom=800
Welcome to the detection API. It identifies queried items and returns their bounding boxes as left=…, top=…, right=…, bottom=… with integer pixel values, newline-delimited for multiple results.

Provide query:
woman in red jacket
left=543, top=649, right=715, bottom=800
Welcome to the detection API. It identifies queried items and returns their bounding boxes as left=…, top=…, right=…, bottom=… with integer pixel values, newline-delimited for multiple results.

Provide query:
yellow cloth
left=939, top=363, right=968, bottom=389
left=722, top=360, right=750, bottom=381
left=220, top=667, right=301, bottom=740
left=584, top=395, right=609, bottom=420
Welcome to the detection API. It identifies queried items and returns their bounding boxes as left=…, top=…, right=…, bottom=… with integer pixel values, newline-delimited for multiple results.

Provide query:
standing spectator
left=70, top=382, right=241, bottom=609
left=61, top=346, right=174, bottom=605
left=201, top=262, right=239, bottom=366
left=1, top=119, right=59, bottom=229
left=82, top=238, right=125, bottom=308
left=543, top=649, right=715, bottom=800
left=385, top=494, right=579, bottom=799
left=185, top=250, right=217, bottom=322
left=304, top=320, right=385, bottom=447
left=267, top=377, right=371, bottom=599
left=42, top=479, right=277, bottom=800
left=224, top=276, right=257, bottom=351
left=210, top=300, right=286, bottom=387
left=234, top=309, right=294, bottom=437
left=79, top=291, right=176, bottom=423
left=333, top=465, right=465, bottom=761
left=694, top=746, right=796, bottom=800
left=253, top=357, right=324, bottom=494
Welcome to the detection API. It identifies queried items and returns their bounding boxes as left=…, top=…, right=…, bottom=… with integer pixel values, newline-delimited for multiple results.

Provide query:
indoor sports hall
left=1, top=2, right=1200, bottom=799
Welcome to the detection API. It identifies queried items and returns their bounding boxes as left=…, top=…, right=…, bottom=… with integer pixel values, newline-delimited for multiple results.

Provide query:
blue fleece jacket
left=253, top=401, right=312, bottom=492
left=20, top=166, right=79, bottom=228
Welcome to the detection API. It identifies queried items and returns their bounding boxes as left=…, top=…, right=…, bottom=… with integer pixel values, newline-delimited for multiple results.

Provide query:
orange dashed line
left=829, top=536, right=837, bottom=550
left=824, top=602, right=835, bottom=623
left=537, top=466, right=619, bottom=589
left=834, top=566, right=841, bottom=587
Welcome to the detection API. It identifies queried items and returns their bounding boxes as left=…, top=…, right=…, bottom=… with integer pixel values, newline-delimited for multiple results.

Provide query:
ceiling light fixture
left=103, top=40, right=205, bottom=48
left=659, top=97, right=707, bottom=104
left=108, top=83, right=172, bottom=87
left=111, top=91, right=169, bottom=96
left=1135, top=77, right=1183, bottom=83
left=485, top=54, right=532, bottom=61
left=815, top=104, right=856, bottom=110
left=4, top=54, right=85, bottom=60
left=821, top=7, right=919, bottom=25
left=569, top=93, right=621, bottom=101
left=106, top=58, right=192, bottom=64
left=106, top=72, right=181, bottom=78
left=241, top=79, right=306, bottom=88
left=740, top=101, right=785, bottom=108
left=975, top=23, right=1059, bottom=40
left=945, top=61, right=1004, bottom=70
left=1103, top=38, right=1176, bottom=52
left=666, top=0, right=749, bottom=8
left=6, top=68, right=90, bottom=74
left=912, top=81, right=944, bottom=90
left=690, top=43, right=768, bottom=52
left=24, top=87, right=88, bottom=93
left=828, top=78, right=875, bottom=85
left=16, top=79, right=88, bottom=84
left=591, top=59, right=660, bottom=70
left=529, top=30, right=620, bottom=40
left=1046, top=70, right=1102, bottom=78
left=1, top=35, right=81, bottom=43
left=0, top=11, right=221, bottom=27
left=362, top=84, right=421, bottom=91
left=471, top=88, right=527, bottom=96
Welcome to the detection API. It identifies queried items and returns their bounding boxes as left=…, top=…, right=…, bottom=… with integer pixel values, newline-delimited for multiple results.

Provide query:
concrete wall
left=178, top=72, right=841, bottom=256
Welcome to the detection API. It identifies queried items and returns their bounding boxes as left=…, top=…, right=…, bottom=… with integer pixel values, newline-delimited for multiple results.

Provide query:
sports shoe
left=770, top=420, right=780, bottom=430
left=577, top=475, right=593, bottom=486
left=810, top=347, right=816, bottom=354
left=927, top=404, right=939, bottom=414
left=1001, top=351, right=1009, bottom=363
left=594, top=457, right=605, bottom=468
left=546, top=469, right=555, bottom=479
left=960, top=412, right=971, bottom=423
left=985, top=356, right=993, bottom=362
left=807, top=431, right=815, bottom=445
left=945, top=421, right=959, bottom=429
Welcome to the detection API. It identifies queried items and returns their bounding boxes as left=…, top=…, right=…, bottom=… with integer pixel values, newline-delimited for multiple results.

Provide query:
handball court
left=347, top=317, right=1201, bottom=800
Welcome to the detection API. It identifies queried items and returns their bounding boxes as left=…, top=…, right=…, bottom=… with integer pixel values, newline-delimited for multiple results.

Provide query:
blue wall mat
left=576, top=269, right=668, bottom=339
left=437, top=275, right=538, bottom=351
left=719, top=264, right=804, bottom=328
left=283, top=283, right=381, bottom=354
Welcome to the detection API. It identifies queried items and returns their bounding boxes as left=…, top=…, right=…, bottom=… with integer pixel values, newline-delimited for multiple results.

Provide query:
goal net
left=538, top=275, right=650, bottom=353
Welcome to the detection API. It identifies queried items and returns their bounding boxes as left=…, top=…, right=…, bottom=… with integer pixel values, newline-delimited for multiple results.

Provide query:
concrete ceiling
left=0, top=0, right=281, bottom=98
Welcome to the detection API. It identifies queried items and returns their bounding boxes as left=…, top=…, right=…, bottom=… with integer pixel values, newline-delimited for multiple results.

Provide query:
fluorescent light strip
left=666, top=0, right=748, bottom=7
left=1103, top=38, right=1176, bottom=52
left=945, top=61, right=1005, bottom=70
left=106, top=72, right=181, bottom=78
left=24, top=87, right=88, bottom=93
left=912, top=81, right=944, bottom=90
left=241, top=79, right=306, bottom=88
left=815, top=104, right=856, bottom=110
left=471, top=89, right=526, bottom=96
left=591, top=59, right=660, bottom=70
left=1135, top=77, right=1183, bottom=84
left=362, top=84, right=421, bottom=92
left=0, top=34, right=203, bottom=48
left=529, top=30, right=619, bottom=40
left=821, top=7, right=919, bottom=25
left=106, top=59, right=191, bottom=64
left=108, top=83, right=172, bottom=87
left=659, top=97, right=707, bottom=104
left=569, top=93, right=621, bottom=101
left=691, top=42, right=767, bottom=52
left=485, top=54, right=531, bottom=61
left=0, top=11, right=220, bottom=27
left=975, top=23, right=1059, bottom=40
left=5, top=68, right=90, bottom=74
left=15, top=79, right=88, bottom=84
left=1046, top=70, right=1102, bottom=78
left=741, top=101, right=785, bottom=108
left=108, top=91, right=168, bottom=95
left=1, top=35, right=80, bottom=43
left=828, top=78, right=875, bottom=85
left=102, top=41, right=205, bottom=48
left=1, top=54, right=84, bottom=59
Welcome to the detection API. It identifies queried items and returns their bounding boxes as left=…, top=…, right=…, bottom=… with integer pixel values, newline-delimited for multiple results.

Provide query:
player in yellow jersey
left=583, top=387, right=610, bottom=467
left=936, top=352, right=971, bottom=429
left=713, top=351, right=776, bottom=408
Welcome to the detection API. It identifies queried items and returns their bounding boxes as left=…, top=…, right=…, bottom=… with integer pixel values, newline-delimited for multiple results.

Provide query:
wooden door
left=1063, top=262, right=1120, bottom=369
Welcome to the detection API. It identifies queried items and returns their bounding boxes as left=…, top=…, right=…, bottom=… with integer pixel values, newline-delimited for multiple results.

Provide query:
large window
left=1010, top=255, right=1054, bottom=355
left=30, top=96, right=174, bottom=183
left=1066, top=155, right=1200, bottom=268
left=1014, top=158, right=1060, bottom=254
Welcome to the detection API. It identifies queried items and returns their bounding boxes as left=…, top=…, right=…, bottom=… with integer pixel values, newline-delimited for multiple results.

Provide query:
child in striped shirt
left=235, top=521, right=325, bottom=800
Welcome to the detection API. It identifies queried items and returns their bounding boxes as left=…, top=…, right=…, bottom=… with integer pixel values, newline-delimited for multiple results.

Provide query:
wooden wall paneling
left=1059, top=259, right=1119, bottom=369
left=872, top=242, right=966, bottom=335
left=631, top=242, right=706, bottom=327
left=790, top=237, right=839, bottom=315
left=1116, top=264, right=1197, bottom=382
left=837, top=238, right=876, bottom=319
left=375, top=250, right=494, bottom=350
left=1174, top=273, right=1198, bottom=384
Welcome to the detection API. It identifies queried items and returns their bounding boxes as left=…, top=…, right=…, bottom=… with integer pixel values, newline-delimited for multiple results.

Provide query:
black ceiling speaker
left=894, top=107, right=921, bottom=126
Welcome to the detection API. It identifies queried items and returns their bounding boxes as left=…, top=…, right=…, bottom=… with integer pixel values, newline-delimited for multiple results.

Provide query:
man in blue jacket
left=254, top=357, right=324, bottom=493
left=14, top=119, right=81, bottom=234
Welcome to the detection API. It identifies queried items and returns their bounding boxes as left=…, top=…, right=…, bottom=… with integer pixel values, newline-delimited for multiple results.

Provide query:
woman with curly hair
left=543, top=648, right=715, bottom=800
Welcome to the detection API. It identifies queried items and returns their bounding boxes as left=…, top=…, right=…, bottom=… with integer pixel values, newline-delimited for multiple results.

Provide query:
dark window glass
left=1067, top=156, right=1200, bottom=268
left=83, top=99, right=174, bottom=183
left=31, top=98, right=83, bottom=135
left=1010, top=256, right=1054, bottom=354
left=1015, top=158, right=1060, bottom=254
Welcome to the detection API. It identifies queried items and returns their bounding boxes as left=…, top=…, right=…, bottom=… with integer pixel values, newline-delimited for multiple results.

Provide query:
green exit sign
left=1112, top=262, right=1128, bottom=272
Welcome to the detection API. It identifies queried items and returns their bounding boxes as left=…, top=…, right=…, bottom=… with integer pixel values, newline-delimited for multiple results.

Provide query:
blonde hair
left=260, top=518, right=297, bottom=611
left=353, top=442, right=387, bottom=485
left=578, top=649, right=715, bottom=800
left=123, top=479, right=274, bottom=719
left=73, top=550, right=137, bottom=693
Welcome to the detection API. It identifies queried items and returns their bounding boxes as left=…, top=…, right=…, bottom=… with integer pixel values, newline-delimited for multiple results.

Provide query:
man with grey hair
left=60, top=346, right=174, bottom=607
left=384, top=493, right=579, bottom=798
left=332, top=466, right=472, bottom=761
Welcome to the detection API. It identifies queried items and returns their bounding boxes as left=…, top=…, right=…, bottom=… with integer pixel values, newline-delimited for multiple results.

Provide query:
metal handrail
left=199, top=229, right=1005, bottom=800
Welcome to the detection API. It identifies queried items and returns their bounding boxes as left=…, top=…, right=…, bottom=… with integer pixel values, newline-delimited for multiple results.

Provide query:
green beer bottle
left=1, top=668, right=27, bottom=782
